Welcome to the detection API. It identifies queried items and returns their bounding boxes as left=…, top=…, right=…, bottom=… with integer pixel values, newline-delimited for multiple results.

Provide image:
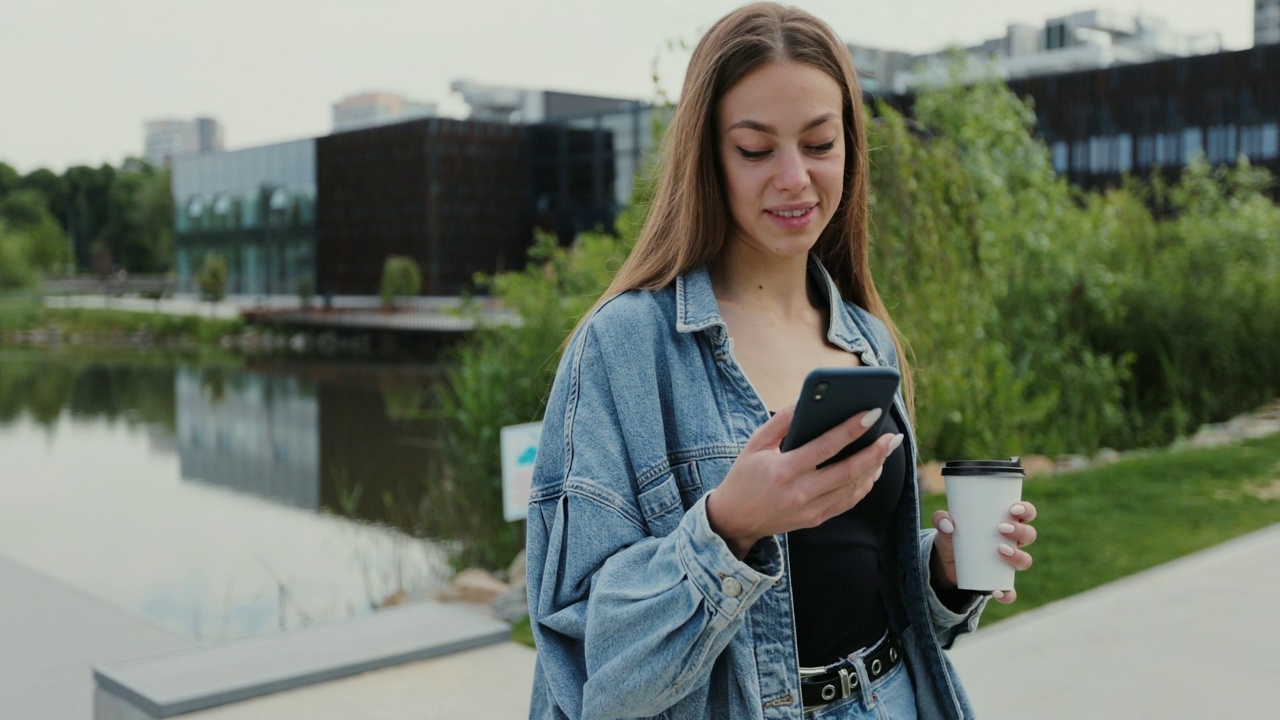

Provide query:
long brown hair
left=583, top=2, right=915, bottom=420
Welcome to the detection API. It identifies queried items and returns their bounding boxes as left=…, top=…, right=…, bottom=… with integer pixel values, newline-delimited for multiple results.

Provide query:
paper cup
left=942, top=458, right=1026, bottom=592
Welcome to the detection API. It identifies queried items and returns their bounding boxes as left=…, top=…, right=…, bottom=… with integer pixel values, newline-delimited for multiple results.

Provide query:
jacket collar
left=674, top=255, right=872, bottom=359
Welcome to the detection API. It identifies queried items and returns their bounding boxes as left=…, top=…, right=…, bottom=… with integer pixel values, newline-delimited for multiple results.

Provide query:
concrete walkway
left=7, top=526, right=1277, bottom=718
left=0, top=555, right=192, bottom=719
left=949, top=523, right=1280, bottom=719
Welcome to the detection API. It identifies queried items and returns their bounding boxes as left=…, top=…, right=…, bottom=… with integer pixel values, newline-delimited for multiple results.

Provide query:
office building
left=857, top=8, right=1221, bottom=94
left=1260, top=0, right=1280, bottom=45
left=315, top=117, right=615, bottom=296
left=331, top=91, right=437, bottom=132
left=997, top=44, right=1278, bottom=192
left=171, top=138, right=316, bottom=296
left=144, top=117, right=225, bottom=166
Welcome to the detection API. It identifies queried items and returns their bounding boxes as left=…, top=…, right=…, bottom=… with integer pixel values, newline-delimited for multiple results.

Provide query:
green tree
left=379, top=255, right=422, bottom=309
left=0, top=190, right=72, bottom=273
left=195, top=252, right=227, bottom=303
left=0, top=162, right=20, bottom=198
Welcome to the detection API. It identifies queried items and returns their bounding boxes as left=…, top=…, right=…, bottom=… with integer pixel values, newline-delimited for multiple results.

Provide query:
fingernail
left=860, top=407, right=883, bottom=427
left=938, top=517, right=954, bottom=534
left=999, top=543, right=1016, bottom=557
left=887, top=433, right=904, bottom=451
left=1011, top=504, right=1027, bottom=516
left=998, top=522, right=1015, bottom=534
left=872, top=465, right=883, bottom=482
left=992, top=590, right=1005, bottom=599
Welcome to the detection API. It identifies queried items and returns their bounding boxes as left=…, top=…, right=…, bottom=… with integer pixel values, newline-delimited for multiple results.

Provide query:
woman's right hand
left=705, top=404, right=903, bottom=558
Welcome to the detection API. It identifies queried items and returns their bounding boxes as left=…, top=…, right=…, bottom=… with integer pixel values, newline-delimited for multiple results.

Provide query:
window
left=1116, top=134, right=1133, bottom=173
left=1207, top=125, right=1238, bottom=163
left=1182, top=128, right=1203, bottom=163
left=1051, top=141, right=1069, bottom=173
left=1137, top=135, right=1155, bottom=167
left=1072, top=140, right=1089, bottom=172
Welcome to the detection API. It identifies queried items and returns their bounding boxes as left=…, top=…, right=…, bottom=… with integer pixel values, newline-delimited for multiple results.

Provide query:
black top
left=787, top=411, right=906, bottom=666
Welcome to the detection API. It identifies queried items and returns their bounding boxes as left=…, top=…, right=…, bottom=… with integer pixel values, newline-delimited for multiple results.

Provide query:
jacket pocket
left=636, top=462, right=703, bottom=538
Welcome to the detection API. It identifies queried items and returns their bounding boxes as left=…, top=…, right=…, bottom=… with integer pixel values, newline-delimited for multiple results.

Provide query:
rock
left=378, top=589, right=410, bottom=608
left=918, top=462, right=945, bottom=495
left=492, top=583, right=529, bottom=623
left=443, top=568, right=509, bottom=604
left=507, top=550, right=527, bottom=586
left=1021, top=455, right=1056, bottom=478
left=1055, top=455, right=1090, bottom=474
left=1093, top=448, right=1122, bottom=466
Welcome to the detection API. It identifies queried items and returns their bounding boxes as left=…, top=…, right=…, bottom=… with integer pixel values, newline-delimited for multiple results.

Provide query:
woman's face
left=717, top=59, right=846, bottom=262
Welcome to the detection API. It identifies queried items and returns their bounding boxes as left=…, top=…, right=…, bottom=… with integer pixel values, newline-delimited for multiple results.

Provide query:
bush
left=195, top=253, right=227, bottom=303
left=379, top=255, right=422, bottom=309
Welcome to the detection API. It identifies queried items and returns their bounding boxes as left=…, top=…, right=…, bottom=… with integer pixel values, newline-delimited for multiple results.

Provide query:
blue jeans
left=803, top=653, right=918, bottom=719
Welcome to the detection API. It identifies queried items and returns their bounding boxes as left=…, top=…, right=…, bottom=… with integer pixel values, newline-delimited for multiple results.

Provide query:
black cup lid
left=941, top=457, right=1025, bottom=477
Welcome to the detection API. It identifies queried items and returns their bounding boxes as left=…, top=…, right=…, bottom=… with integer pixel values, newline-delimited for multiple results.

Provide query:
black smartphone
left=780, top=367, right=901, bottom=468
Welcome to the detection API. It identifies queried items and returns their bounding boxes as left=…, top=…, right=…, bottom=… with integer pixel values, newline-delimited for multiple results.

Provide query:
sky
left=0, top=0, right=1259, bottom=173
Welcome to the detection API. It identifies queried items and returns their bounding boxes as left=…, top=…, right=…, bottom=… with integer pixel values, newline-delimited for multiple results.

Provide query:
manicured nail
left=871, top=465, right=884, bottom=482
left=998, top=522, right=1015, bottom=534
left=1011, top=504, right=1027, bottom=516
left=938, top=517, right=954, bottom=534
left=999, top=543, right=1016, bottom=557
left=992, top=590, right=1005, bottom=599
left=887, top=433, right=904, bottom=451
left=860, top=408, right=883, bottom=427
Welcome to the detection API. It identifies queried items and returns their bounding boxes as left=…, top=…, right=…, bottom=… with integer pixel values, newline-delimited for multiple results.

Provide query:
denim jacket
left=526, top=259, right=988, bottom=719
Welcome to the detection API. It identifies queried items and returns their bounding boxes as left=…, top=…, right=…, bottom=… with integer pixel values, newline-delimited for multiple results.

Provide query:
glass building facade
left=172, top=139, right=317, bottom=296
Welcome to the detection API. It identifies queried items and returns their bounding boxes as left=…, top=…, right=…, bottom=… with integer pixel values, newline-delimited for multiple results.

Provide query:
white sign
left=500, top=421, right=543, bottom=522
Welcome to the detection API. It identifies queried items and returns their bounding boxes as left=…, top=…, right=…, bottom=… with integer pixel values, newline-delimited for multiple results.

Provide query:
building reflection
left=172, top=364, right=443, bottom=526
left=175, top=368, right=321, bottom=509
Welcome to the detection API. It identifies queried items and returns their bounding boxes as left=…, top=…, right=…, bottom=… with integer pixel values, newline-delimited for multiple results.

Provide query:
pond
left=0, top=347, right=509, bottom=642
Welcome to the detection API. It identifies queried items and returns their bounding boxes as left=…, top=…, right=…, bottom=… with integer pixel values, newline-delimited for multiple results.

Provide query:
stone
left=491, top=583, right=529, bottom=623
left=444, top=569, right=509, bottom=605
left=918, top=461, right=945, bottom=495
left=1055, top=455, right=1090, bottom=474
left=1093, top=448, right=1122, bottom=466
left=1021, top=455, right=1056, bottom=478
left=507, top=550, right=527, bottom=585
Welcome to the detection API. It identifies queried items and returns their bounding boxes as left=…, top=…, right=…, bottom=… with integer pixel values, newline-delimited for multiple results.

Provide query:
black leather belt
left=798, top=635, right=902, bottom=709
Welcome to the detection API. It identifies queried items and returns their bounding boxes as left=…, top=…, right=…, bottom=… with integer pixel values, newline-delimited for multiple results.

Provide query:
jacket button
left=721, top=577, right=743, bottom=597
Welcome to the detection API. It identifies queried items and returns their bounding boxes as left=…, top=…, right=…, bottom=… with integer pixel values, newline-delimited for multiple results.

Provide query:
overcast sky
left=0, top=0, right=1258, bottom=173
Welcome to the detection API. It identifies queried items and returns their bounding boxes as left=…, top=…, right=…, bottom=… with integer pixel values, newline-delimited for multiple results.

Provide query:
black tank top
left=787, top=411, right=906, bottom=666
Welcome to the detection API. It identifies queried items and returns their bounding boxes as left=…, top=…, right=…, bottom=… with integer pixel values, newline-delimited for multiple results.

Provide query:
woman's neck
left=709, top=244, right=818, bottom=322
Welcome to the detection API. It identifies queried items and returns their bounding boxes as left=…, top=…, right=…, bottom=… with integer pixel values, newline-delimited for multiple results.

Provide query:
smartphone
left=780, top=367, right=901, bottom=468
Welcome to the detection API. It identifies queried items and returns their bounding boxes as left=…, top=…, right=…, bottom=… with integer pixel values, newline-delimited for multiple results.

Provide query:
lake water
left=0, top=348, right=482, bottom=642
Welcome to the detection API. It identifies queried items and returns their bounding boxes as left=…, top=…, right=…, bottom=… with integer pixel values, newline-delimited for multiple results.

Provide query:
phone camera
left=812, top=382, right=829, bottom=401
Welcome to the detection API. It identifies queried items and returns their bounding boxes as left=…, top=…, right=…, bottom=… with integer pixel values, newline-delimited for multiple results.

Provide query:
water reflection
left=177, top=368, right=321, bottom=509
left=0, top=350, right=465, bottom=641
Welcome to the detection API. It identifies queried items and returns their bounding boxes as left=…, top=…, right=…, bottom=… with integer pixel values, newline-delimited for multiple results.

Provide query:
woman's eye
left=736, top=147, right=771, bottom=160
left=808, top=141, right=836, bottom=153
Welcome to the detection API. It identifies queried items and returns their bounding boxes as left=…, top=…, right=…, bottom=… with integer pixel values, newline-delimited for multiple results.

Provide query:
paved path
left=0, top=555, right=191, bottom=719
left=949, top=523, right=1280, bottom=719
left=7, top=526, right=1277, bottom=718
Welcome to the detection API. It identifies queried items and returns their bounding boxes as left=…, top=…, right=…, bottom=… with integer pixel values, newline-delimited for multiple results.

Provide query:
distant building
left=1260, top=0, right=1280, bottom=45
left=315, top=117, right=615, bottom=296
left=144, top=117, right=224, bottom=166
left=883, top=44, right=1280, bottom=197
left=331, top=91, right=437, bottom=132
left=853, top=8, right=1222, bottom=94
left=171, top=138, right=316, bottom=296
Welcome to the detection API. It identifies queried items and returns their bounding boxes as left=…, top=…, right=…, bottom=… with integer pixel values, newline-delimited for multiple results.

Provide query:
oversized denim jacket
left=526, top=259, right=988, bottom=719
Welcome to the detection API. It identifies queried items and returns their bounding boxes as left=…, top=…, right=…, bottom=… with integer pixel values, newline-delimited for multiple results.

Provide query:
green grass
left=1, top=298, right=243, bottom=345
left=511, top=434, right=1280, bottom=648
left=922, top=433, right=1280, bottom=626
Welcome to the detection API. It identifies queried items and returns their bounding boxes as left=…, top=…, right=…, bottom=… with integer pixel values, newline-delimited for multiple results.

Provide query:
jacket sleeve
left=526, top=324, right=783, bottom=719
left=918, top=529, right=989, bottom=647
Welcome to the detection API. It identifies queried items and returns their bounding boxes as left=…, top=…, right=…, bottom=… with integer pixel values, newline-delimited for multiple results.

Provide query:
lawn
left=921, top=433, right=1280, bottom=626
left=512, top=433, right=1280, bottom=647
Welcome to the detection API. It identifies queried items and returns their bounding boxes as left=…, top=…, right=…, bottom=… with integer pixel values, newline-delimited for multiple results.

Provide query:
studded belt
left=798, top=635, right=902, bottom=709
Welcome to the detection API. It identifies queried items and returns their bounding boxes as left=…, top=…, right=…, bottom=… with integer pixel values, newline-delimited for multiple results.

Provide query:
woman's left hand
left=930, top=501, right=1038, bottom=604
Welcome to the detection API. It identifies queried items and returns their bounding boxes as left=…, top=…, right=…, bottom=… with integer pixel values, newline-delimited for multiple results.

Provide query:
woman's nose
left=774, top=149, right=810, bottom=192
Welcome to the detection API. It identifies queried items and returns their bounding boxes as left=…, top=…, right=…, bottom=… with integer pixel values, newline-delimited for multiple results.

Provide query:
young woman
left=525, top=3, right=1038, bottom=718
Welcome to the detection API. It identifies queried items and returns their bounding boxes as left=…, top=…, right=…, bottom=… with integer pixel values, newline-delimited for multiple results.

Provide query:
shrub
left=194, top=253, right=227, bottom=303
left=379, top=255, right=422, bottom=309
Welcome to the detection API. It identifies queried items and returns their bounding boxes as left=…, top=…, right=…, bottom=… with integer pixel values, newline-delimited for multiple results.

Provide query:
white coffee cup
left=941, top=458, right=1026, bottom=592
